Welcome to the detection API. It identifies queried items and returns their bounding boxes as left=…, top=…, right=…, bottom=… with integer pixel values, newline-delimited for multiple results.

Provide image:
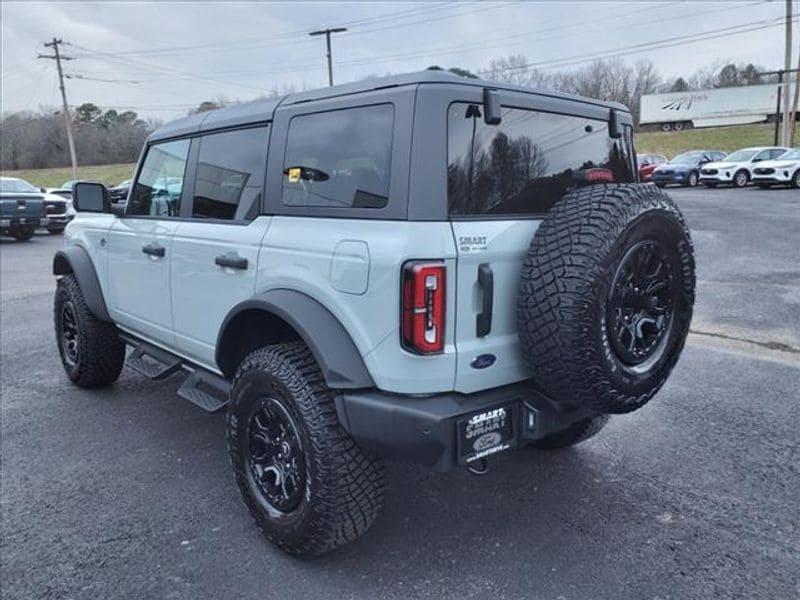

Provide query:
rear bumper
left=335, top=381, right=595, bottom=471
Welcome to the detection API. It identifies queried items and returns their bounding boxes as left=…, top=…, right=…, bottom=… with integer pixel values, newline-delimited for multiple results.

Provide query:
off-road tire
left=54, top=274, right=125, bottom=387
left=732, top=169, right=749, bottom=188
left=529, top=415, right=610, bottom=450
left=517, top=184, right=695, bottom=414
left=11, top=227, right=35, bottom=241
left=227, top=341, right=384, bottom=557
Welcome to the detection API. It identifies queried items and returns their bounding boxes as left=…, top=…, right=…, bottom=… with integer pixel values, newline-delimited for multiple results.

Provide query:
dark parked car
left=0, top=177, right=49, bottom=241
left=637, top=153, right=667, bottom=181
left=652, top=150, right=727, bottom=187
left=108, top=179, right=132, bottom=204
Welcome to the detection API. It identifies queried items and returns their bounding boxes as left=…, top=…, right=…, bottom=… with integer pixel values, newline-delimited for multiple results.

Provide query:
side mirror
left=72, top=181, right=111, bottom=213
left=483, top=88, right=502, bottom=125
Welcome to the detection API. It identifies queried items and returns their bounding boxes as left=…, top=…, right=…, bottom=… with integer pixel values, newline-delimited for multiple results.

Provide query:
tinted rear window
left=447, top=103, right=634, bottom=216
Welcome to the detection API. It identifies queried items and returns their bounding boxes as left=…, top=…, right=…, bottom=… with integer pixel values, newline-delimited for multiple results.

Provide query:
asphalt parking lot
left=1, top=186, right=798, bottom=600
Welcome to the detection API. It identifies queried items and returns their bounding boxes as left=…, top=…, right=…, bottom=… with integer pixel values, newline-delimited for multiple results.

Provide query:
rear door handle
left=476, top=263, right=493, bottom=337
left=142, top=242, right=165, bottom=257
left=215, top=253, right=248, bottom=270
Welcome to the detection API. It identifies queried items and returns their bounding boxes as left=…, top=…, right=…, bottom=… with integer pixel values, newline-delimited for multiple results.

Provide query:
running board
left=177, top=371, right=230, bottom=413
left=120, top=333, right=231, bottom=413
left=126, top=346, right=182, bottom=380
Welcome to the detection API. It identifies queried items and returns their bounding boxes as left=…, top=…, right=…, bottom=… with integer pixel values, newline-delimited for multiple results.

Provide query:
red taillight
left=402, top=261, right=446, bottom=354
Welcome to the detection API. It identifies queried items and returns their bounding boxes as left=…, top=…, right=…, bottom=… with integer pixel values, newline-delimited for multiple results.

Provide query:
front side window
left=128, top=139, right=190, bottom=217
left=447, top=103, right=635, bottom=216
left=282, top=104, right=393, bottom=209
left=192, top=126, right=269, bottom=221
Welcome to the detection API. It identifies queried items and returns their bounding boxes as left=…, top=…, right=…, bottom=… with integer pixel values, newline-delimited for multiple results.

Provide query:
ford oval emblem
left=473, top=431, right=502, bottom=452
left=471, top=354, right=496, bottom=369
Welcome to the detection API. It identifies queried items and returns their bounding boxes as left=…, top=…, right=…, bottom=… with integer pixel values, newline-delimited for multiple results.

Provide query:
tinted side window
left=129, top=139, right=190, bottom=217
left=282, top=104, right=393, bottom=209
left=447, top=104, right=635, bottom=216
left=192, top=126, right=268, bottom=221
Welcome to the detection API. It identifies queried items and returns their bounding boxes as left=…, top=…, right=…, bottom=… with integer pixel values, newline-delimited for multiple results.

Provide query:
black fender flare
left=53, top=246, right=111, bottom=321
left=216, top=289, right=374, bottom=389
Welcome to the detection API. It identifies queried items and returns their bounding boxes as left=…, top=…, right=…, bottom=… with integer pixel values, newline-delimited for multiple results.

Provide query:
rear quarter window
left=281, top=104, right=394, bottom=209
left=447, top=103, right=634, bottom=217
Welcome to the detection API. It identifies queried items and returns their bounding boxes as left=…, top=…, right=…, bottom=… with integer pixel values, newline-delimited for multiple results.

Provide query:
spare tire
left=517, top=184, right=695, bottom=414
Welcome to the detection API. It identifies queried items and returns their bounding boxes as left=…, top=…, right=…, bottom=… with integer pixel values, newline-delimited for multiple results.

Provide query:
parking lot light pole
left=309, top=27, right=347, bottom=87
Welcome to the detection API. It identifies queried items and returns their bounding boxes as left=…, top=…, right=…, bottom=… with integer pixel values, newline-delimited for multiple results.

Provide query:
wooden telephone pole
left=38, top=38, right=78, bottom=180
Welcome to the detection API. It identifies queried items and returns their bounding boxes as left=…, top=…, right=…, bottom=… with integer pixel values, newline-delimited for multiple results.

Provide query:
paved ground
left=2, top=187, right=798, bottom=600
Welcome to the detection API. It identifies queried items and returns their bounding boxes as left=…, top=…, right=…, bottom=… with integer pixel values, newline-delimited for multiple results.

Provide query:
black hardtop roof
left=149, top=70, right=629, bottom=142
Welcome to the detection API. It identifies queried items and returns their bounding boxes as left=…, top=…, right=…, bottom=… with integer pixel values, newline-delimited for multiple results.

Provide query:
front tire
left=791, top=170, right=800, bottom=189
left=732, top=170, right=749, bottom=188
left=529, top=415, right=610, bottom=450
left=11, top=227, right=35, bottom=241
left=227, top=342, right=384, bottom=557
left=54, top=274, right=125, bottom=387
left=686, top=171, right=699, bottom=187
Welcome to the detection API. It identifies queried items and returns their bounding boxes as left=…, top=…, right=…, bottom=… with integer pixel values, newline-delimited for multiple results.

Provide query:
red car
left=638, top=154, right=667, bottom=181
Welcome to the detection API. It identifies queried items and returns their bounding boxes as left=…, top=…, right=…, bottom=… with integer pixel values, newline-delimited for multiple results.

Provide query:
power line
left=478, top=14, right=798, bottom=75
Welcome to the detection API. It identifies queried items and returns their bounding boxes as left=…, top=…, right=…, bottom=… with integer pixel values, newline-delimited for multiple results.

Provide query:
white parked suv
left=699, top=146, right=791, bottom=188
left=53, top=71, right=696, bottom=556
left=751, top=147, right=800, bottom=189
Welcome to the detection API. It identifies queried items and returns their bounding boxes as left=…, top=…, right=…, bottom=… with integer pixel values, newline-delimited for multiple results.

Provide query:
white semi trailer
left=639, top=82, right=797, bottom=131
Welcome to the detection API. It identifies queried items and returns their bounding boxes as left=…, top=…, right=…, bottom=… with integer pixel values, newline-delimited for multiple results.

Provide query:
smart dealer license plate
left=457, top=403, right=515, bottom=463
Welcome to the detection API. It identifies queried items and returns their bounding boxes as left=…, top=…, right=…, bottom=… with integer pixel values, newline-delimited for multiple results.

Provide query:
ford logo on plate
left=471, top=354, right=496, bottom=369
left=473, top=432, right=502, bottom=452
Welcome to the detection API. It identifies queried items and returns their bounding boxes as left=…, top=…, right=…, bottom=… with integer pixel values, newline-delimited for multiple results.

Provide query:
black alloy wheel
left=60, top=301, right=80, bottom=367
left=247, top=397, right=307, bottom=513
left=606, top=240, right=674, bottom=373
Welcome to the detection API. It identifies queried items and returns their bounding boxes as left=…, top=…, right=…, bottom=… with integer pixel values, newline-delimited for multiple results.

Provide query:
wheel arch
left=53, top=246, right=111, bottom=321
left=216, top=289, right=374, bottom=389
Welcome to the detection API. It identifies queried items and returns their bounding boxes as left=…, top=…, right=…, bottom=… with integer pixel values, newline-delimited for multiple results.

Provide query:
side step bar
left=121, top=334, right=231, bottom=413
left=177, top=370, right=230, bottom=413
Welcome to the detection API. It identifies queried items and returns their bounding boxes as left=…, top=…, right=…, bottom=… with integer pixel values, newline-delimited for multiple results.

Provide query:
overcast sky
left=2, top=1, right=796, bottom=120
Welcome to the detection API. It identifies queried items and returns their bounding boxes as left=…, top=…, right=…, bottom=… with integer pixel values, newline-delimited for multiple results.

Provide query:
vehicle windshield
left=0, top=178, right=39, bottom=193
left=779, top=149, right=800, bottom=160
left=723, top=150, right=758, bottom=162
left=669, top=152, right=703, bottom=165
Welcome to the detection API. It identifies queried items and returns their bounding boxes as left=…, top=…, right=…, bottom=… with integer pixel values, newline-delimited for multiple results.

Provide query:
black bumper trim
left=335, top=382, right=596, bottom=471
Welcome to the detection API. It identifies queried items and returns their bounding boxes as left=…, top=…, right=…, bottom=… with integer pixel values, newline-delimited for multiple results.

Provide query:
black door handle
left=142, top=242, right=165, bottom=257
left=476, top=263, right=493, bottom=337
left=215, top=253, right=248, bottom=270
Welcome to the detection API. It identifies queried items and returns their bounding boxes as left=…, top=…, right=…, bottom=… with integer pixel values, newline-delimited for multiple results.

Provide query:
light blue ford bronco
left=53, top=71, right=695, bottom=556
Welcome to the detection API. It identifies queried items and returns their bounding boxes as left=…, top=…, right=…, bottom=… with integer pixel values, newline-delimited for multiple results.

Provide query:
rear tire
left=517, top=184, right=695, bottom=415
left=529, top=415, right=610, bottom=450
left=227, top=341, right=384, bottom=557
left=54, top=274, right=125, bottom=387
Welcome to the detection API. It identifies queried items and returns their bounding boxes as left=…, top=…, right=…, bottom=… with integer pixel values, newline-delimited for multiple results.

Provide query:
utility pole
left=782, top=0, right=793, bottom=146
left=309, top=27, right=347, bottom=86
left=758, top=68, right=799, bottom=145
left=38, top=38, right=78, bottom=180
